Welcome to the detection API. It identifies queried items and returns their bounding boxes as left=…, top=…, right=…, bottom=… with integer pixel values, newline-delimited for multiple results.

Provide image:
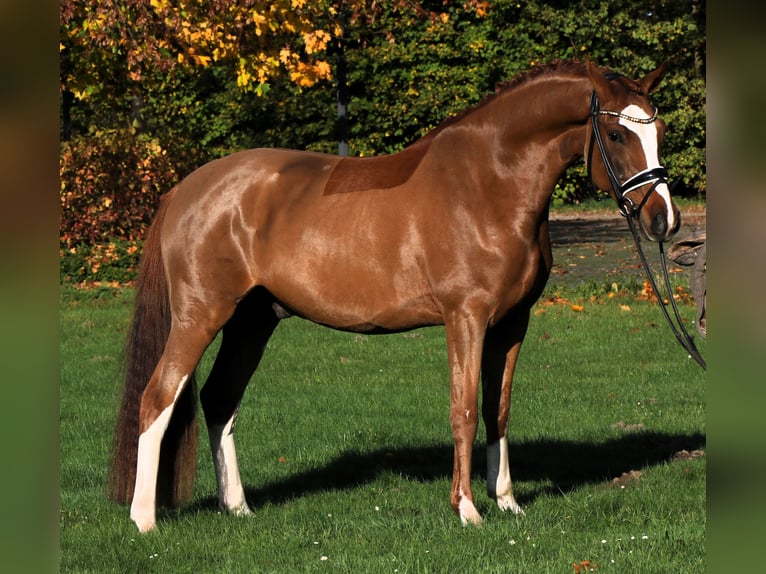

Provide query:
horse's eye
left=608, top=130, right=623, bottom=143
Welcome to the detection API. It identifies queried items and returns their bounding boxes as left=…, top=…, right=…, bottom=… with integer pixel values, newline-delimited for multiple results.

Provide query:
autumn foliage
left=60, top=0, right=337, bottom=96
left=59, top=129, right=178, bottom=249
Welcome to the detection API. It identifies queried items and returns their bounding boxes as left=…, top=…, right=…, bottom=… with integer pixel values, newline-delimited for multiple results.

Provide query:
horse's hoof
left=459, top=499, right=484, bottom=526
left=496, top=494, right=525, bottom=515
left=130, top=500, right=157, bottom=533
left=131, top=513, right=157, bottom=533
left=229, top=503, right=252, bottom=517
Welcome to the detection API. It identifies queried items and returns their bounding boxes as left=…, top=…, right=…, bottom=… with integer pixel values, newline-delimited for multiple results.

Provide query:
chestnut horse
left=108, top=60, right=680, bottom=532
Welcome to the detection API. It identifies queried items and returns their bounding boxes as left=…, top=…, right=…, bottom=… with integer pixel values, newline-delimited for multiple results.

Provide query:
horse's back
left=172, top=148, right=338, bottom=204
left=160, top=148, right=442, bottom=331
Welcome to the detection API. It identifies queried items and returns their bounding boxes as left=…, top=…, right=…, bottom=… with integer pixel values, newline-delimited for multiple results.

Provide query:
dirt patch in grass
left=547, top=208, right=706, bottom=287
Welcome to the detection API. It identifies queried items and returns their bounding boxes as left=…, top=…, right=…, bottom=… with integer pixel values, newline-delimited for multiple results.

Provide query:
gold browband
left=598, top=108, right=658, bottom=124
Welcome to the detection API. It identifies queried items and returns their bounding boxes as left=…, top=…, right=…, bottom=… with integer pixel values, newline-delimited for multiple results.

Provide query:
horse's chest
left=490, top=229, right=552, bottom=314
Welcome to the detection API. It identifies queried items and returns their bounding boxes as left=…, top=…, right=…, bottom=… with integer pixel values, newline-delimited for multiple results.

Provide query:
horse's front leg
left=444, top=310, right=487, bottom=525
left=481, top=311, right=529, bottom=515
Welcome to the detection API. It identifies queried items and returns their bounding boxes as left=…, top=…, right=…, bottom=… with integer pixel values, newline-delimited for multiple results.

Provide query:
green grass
left=60, top=285, right=705, bottom=573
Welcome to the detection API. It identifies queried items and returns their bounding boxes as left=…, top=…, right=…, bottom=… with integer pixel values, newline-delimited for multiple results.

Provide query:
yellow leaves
left=313, top=61, right=332, bottom=80
left=64, top=0, right=337, bottom=94
left=149, top=0, right=168, bottom=12
left=279, top=48, right=294, bottom=66
left=638, top=280, right=661, bottom=303
left=535, top=296, right=585, bottom=314
left=302, top=30, right=331, bottom=55
left=289, top=61, right=332, bottom=87
left=236, top=61, right=252, bottom=88
left=252, top=11, right=267, bottom=35
left=192, top=54, right=211, bottom=66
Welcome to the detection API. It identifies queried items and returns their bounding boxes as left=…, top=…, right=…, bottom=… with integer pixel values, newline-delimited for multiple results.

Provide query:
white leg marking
left=487, top=437, right=524, bottom=515
left=619, top=104, right=675, bottom=231
left=458, top=487, right=483, bottom=526
left=130, top=375, right=188, bottom=533
left=208, top=407, right=251, bottom=515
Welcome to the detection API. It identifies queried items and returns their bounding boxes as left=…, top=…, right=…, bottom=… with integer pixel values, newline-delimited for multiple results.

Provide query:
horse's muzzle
left=641, top=204, right=680, bottom=242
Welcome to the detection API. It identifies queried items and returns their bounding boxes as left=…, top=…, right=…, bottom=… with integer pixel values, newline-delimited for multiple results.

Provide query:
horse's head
left=585, top=60, right=680, bottom=242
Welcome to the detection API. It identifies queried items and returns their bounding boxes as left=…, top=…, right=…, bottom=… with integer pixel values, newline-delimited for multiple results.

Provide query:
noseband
left=586, top=84, right=706, bottom=370
left=587, top=90, right=669, bottom=218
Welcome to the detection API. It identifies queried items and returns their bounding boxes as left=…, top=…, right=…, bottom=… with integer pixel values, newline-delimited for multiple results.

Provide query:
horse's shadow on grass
left=183, top=431, right=705, bottom=515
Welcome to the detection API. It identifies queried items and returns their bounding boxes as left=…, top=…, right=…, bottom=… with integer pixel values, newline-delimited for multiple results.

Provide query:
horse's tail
left=107, top=187, right=199, bottom=508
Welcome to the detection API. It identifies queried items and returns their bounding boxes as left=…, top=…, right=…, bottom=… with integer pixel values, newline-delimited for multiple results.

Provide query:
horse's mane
left=324, top=59, right=622, bottom=195
left=419, top=59, right=589, bottom=144
left=494, top=59, right=588, bottom=94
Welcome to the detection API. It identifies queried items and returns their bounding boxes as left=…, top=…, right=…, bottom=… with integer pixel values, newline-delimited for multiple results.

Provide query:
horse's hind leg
left=200, top=289, right=280, bottom=516
left=481, top=311, right=529, bottom=516
left=130, top=319, right=228, bottom=533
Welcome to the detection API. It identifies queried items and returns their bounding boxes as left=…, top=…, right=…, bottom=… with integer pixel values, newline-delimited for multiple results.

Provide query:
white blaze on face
left=619, top=104, right=675, bottom=231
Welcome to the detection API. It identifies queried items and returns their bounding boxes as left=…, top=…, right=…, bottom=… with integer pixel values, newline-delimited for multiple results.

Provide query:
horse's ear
left=586, top=58, right=612, bottom=97
left=638, top=62, right=668, bottom=94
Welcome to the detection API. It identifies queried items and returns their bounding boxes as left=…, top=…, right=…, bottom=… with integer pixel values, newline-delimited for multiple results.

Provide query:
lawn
left=60, top=277, right=705, bottom=572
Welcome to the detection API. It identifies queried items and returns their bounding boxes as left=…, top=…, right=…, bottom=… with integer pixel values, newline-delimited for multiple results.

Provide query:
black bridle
left=587, top=89, right=706, bottom=370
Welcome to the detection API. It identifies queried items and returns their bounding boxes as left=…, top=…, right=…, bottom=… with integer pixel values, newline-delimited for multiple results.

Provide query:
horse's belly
left=272, top=283, right=441, bottom=332
left=264, top=259, right=441, bottom=332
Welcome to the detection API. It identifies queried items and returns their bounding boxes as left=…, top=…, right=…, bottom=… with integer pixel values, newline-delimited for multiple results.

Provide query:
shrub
left=60, top=239, right=142, bottom=285
left=60, top=129, right=178, bottom=248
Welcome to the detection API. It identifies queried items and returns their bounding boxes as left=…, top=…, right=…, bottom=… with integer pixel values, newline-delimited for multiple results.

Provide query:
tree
left=60, top=0, right=338, bottom=100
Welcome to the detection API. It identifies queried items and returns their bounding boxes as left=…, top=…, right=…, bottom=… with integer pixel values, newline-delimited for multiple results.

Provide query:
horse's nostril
left=651, top=212, right=667, bottom=238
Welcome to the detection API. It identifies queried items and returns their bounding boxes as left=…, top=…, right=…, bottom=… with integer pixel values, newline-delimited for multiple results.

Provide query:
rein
left=588, top=90, right=706, bottom=370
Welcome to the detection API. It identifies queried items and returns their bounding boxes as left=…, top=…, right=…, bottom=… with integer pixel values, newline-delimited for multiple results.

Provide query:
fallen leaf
left=570, top=304, right=584, bottom=312
left=573, top=560, right=598, bottom=572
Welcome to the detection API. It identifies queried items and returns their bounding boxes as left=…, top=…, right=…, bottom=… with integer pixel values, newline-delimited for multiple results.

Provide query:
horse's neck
left=482, top=76, right=591, bottom=191
left=416, top=75, right=591, bottom=216
left=495, top=75, right=590, bottom=152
